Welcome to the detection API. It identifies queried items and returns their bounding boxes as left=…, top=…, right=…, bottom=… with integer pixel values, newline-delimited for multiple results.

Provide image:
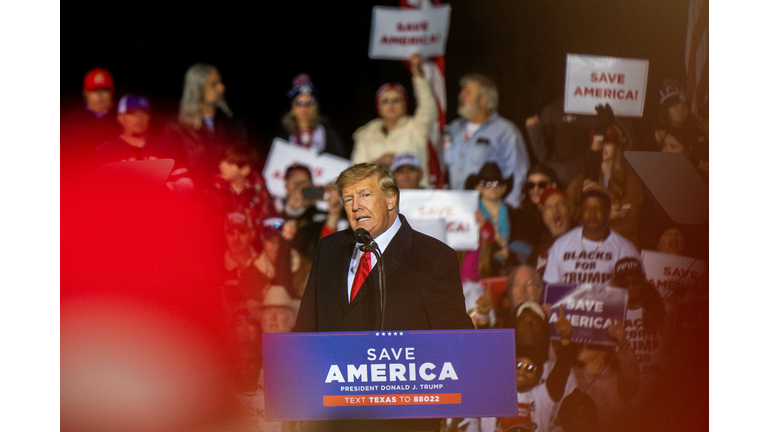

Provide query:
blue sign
left=263, top=329, right=517, bottom=421
left=543, top=284, right=628, bottom=346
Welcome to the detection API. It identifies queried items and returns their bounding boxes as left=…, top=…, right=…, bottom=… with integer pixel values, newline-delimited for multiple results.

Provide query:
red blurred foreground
left=61, top=174, right=251, bottom=431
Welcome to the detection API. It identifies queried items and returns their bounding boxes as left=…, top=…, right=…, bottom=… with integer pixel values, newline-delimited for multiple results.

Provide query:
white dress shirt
left=346, top=215, right=402, bottom=301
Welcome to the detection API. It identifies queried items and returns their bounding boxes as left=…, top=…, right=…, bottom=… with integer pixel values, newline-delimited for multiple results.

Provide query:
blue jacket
left=444, top=112, right=530, bottom=208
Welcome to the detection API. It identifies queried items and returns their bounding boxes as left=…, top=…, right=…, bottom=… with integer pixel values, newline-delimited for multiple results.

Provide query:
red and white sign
left=640, top=250, right=708, bottom=308
left=398, top=189, right=478, bottom=251
left=369, top=5, right=451, bottom=60
left=564, top=54, right=649, bottom=117
left=262, top=138, right=351, bottom=199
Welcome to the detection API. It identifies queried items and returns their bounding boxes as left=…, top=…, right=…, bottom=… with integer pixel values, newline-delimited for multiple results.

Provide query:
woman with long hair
left=566, top=124, right=644, bottom=247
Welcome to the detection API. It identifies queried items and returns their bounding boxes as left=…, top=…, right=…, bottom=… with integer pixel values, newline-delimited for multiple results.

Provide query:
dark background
left=61, top=0, right=691, bottom=160
left=60, top=3, right=707, bottom=430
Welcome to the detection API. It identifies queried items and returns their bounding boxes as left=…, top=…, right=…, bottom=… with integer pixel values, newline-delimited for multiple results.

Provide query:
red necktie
left=350, top=251, right=371, bottom=302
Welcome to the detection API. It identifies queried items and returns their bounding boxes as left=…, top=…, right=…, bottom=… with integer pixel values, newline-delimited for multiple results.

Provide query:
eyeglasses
left=293, top=99, right=316, bottom=107
left=526, top=181, right=551, bottom=190
left=516, top=362, right=538, bottom=372
left=479, top=180, right=499, bottom=188
left=379, top=97, right=402, bottom=105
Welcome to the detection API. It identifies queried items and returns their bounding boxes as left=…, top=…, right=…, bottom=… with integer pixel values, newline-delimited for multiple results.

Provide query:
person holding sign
left=566, top=119, right=645, bottom=248
left=495, top=304, right=574, bottom=432
left=443, top=74, right=530, bottom=208
left=611, top=257, right=668, bottom=429
left=294, top=163, right=473, bottom=432
left=655, top=224, right=686, bottom=256
left=351, top=53, right=436, bottom=189
left=571, top=322, right=639, bottom=432
left=652, top=78, right=708, bottom=163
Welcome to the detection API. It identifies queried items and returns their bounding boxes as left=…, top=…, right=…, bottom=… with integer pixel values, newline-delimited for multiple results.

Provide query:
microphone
left=354, top=228, right=379, bottom=253
left=353, top=228, right=386, bottom=331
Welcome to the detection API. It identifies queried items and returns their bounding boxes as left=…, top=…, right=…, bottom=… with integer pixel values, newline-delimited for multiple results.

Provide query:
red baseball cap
left=538, top=187, right=567, bottom=208
left=83, top=68, right=115, bottom=92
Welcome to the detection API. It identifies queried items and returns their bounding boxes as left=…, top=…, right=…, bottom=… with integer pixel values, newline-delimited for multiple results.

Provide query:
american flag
left=685, top=0, right=709, bottom=121
left=400, top=0, right=448, bottom=189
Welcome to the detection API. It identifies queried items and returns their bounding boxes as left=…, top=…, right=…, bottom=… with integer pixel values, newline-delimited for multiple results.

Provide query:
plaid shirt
left=206, top=172, right=275, bottom=223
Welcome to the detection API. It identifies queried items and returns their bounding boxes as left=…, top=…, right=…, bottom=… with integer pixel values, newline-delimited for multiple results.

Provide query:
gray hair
left=460, top=73, right=499, bottom=112
left=178, top=63, right=233, bottom=130
left=506, top=265, right=544, bottom=307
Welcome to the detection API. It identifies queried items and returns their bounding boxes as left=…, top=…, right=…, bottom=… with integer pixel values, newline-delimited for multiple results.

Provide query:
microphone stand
left=359, top=243, right=386, bottom=332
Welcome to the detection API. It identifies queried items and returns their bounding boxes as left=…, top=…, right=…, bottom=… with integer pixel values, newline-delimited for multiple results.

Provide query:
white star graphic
left=388, top=332, right=392, bottom=336
left=376, top=332, right=380, bottom=336
left=399, top=332, right=404, bottom=336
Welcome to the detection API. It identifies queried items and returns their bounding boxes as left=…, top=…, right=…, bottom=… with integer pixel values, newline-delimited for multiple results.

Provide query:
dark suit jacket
left=292, top=215, right=473, bottom=432
left=296, top=215, right=473, bottom=332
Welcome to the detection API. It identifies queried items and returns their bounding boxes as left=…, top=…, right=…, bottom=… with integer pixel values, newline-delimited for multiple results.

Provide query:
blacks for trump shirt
left=542, top=227, right=639, bottom=287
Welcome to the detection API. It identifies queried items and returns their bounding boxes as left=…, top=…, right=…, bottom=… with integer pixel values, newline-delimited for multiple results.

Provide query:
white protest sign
left=564, top=54, right=649, bottom=117
left=262, top=138, right=351, bottom=199
left=399, top=189, right=478, bottom=251
left=640, top=250, right=708, bottom=307
left=407, top=217, right=447, bottom=244
left=369, top=5, right=451, bottom=60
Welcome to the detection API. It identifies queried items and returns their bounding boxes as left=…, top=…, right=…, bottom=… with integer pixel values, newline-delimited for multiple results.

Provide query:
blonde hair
left=334, top=163, right=400, bottom=212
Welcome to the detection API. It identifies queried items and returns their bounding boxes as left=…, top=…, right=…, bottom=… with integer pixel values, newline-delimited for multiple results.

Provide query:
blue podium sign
left=263, top=329, right=517, bottom=421
left=544, top=283, right=628, bottom=346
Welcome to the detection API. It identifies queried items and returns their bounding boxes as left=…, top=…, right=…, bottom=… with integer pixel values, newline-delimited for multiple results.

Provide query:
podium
left=263, top=329, right=517, bottom=421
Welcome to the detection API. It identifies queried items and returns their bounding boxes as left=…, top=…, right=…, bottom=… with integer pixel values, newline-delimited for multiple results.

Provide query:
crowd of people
left=61, top=54, right=708, bottom=432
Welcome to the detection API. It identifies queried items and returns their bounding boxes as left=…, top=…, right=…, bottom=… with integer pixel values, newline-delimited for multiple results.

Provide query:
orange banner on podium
left=324, top=393, right=462, bottom=407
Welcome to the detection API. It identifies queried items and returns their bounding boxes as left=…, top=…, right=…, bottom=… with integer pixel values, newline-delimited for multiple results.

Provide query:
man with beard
left=443, top=74, right=530, bottom=208
left=543, top=189, right=639, bottom=287
left=165, top=63, right=249, bottom=187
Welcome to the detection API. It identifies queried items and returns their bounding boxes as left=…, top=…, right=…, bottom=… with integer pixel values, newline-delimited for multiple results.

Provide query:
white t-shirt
left=517, top=383, right=558, bottom=432
left=464, top=122, right=482, bottom=141
left=543, top=227, right=640, bottom=286
left=470, top=383, right=555, bottom=432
